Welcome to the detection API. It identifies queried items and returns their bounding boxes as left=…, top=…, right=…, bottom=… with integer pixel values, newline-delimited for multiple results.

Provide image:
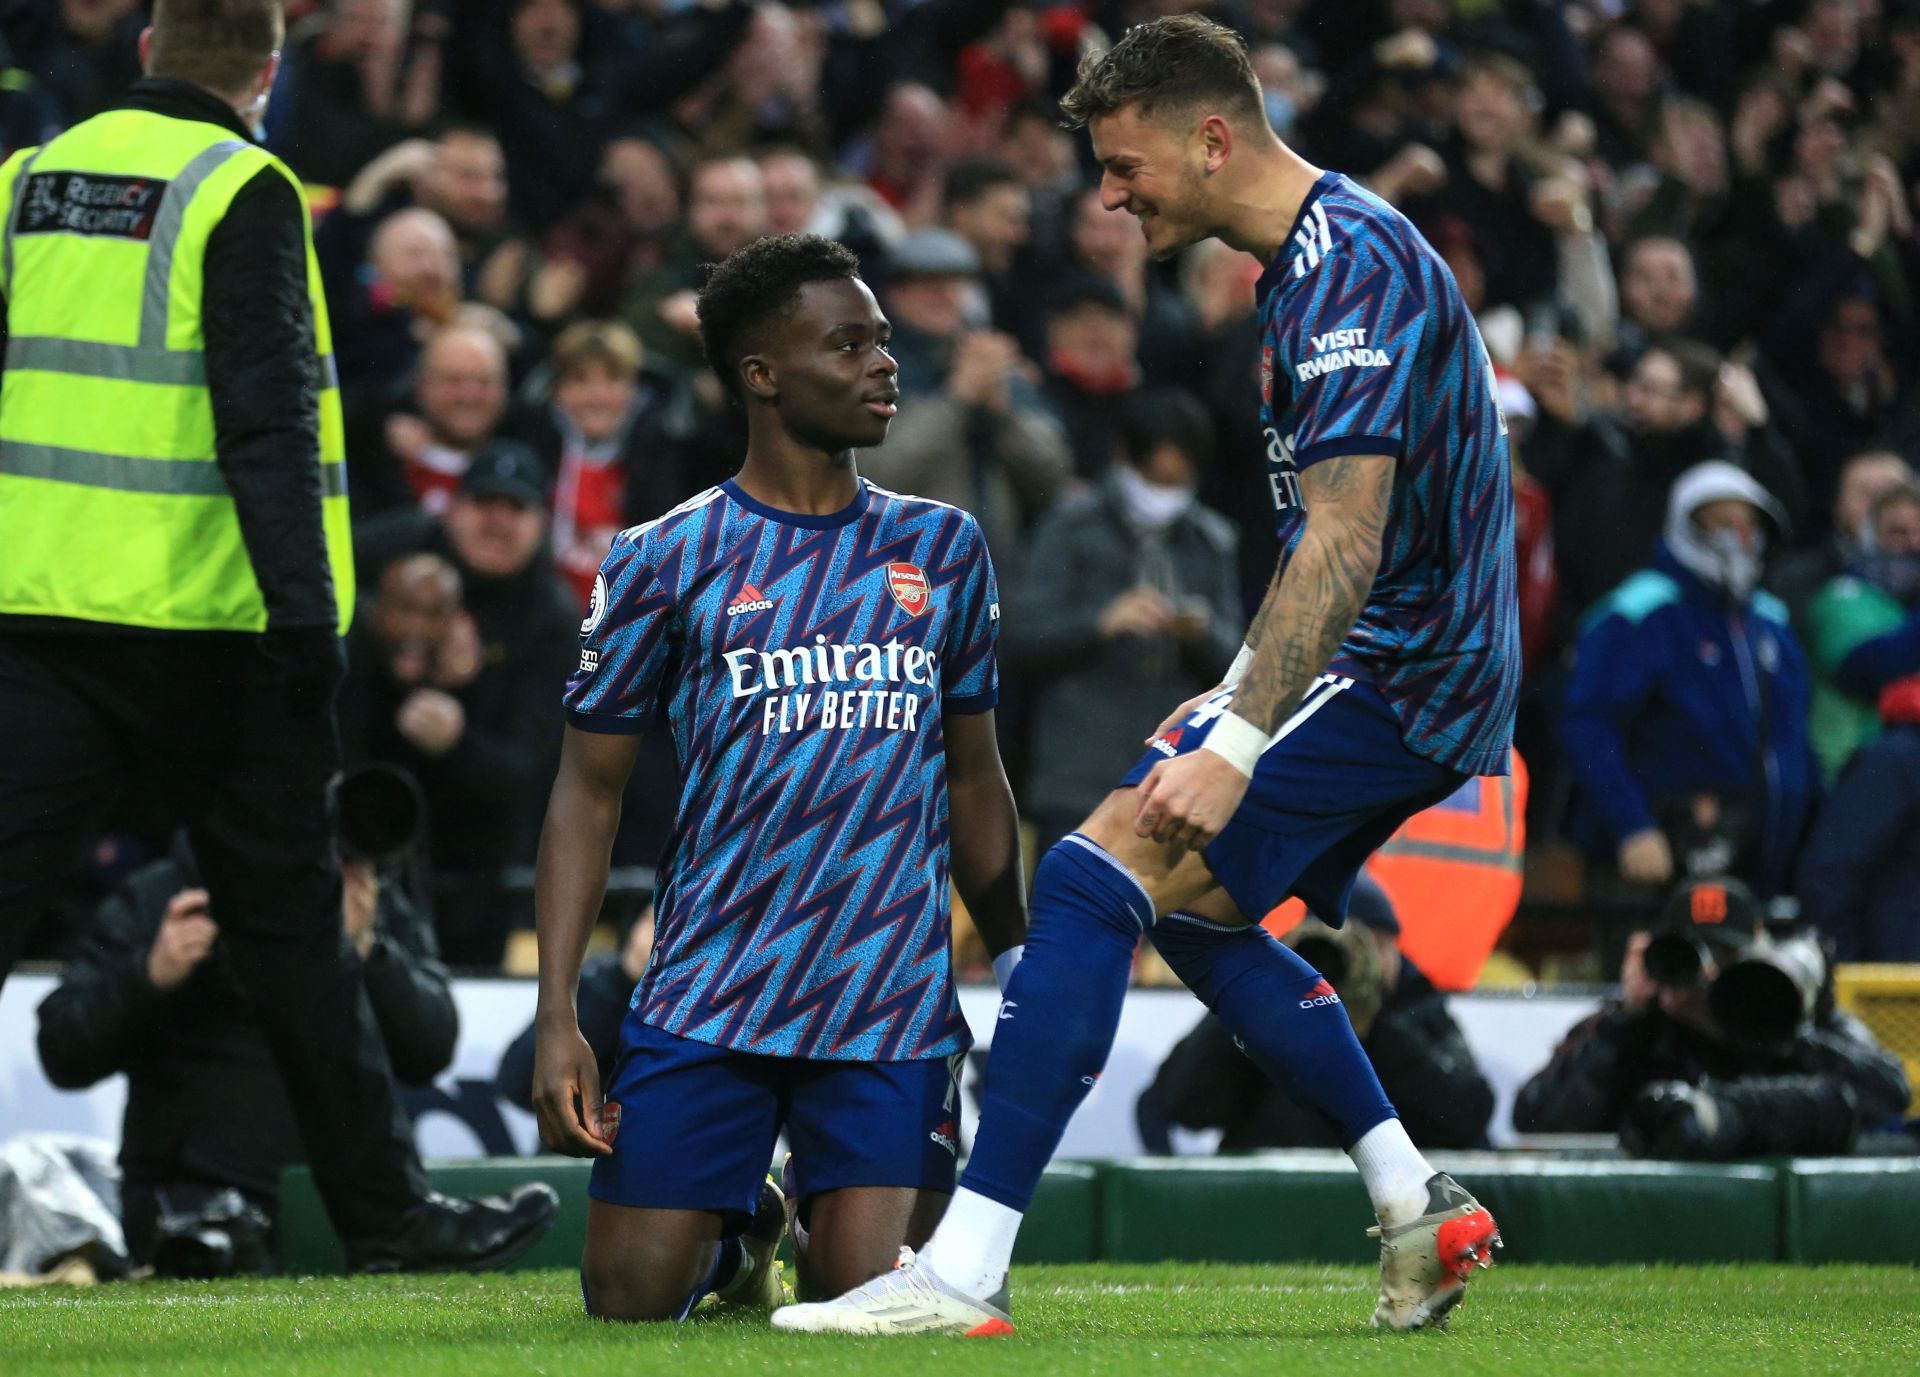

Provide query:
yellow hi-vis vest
left=0, top=107, right=353, bottom=634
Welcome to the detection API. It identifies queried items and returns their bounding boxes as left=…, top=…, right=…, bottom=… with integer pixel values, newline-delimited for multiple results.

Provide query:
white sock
left=919, top=1187, right=1023, bottom=1299
left=1349, top=1118, right=1435, bottom=1228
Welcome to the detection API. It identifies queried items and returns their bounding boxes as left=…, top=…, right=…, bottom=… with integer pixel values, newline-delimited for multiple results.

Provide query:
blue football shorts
left=1119, top=674, right=1469, bottom=923
left=588, top=1013, right=964, bottom=1228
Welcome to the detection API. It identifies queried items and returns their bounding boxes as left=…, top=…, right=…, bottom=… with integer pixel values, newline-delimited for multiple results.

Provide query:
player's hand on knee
left=533, top=1023, right=614, bottom=1158
left=1134, top=753, right=1247, bottom=851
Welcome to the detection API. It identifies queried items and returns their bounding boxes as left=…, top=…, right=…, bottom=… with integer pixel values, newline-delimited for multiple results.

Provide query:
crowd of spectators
left=8, top=0, right=1920, bottom=974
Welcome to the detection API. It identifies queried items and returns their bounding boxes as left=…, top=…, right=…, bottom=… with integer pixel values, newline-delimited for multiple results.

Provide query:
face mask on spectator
left=1663, top=462, right=1783, bottom=603
left=1114, top=464, right=1196, bottom=531
left=1856, top=552, right=1920, bottom=605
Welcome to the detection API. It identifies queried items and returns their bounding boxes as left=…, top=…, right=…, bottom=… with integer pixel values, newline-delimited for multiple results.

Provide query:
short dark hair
left=1647, top=336, right=1721, bottom=401
left=149, top=0, right=282, bottom=97
left=1060, top=15, right=1263, bottom=130
left=943, top=159, right=1020, bottom=212
left=1118, top=388, right=1214, bottom=471
left=697, top=233, right=861, bottom=396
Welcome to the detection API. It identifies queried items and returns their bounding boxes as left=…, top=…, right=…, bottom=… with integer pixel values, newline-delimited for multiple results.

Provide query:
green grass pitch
left=4, top=1264, right=1918, bottom=1376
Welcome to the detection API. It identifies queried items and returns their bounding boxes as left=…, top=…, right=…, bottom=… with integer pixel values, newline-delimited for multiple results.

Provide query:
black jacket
left=1513, top=999, right=1910, bottom=1154
left=35, top=851, right=456, bottom=1200
left=1152, top=959, right=1495, bottom=1152
left=0, top=78, right=336, bottom=635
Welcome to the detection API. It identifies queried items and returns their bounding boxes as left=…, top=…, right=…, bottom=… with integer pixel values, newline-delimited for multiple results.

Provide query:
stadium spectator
left=533, top=130, right=684, bottom=322
left=349, top=321, right=512, bottom=517
left=503, top=320, right=675, bottom=605
left=679, top=2, right=831, bottom=160
left=621, top=152, right=767, bottom=373
left=320, top=127, right=533, bottom=315
left=1, top=0, right=143, bottom=128
left=1798, top=677, right=1920, bottom=961
left=756, top=143, right=896, bottom=262
left=1560, top=463, right=1817, bottom=903
left=1619, top=99, right=1733, bottom=253
left=1042, top=276, right=1141, bottom=480
left=1613, top=236, right=1701, bottom=361
left=1061, top=186, right=1199, bottom=385
left=1149, top=878, right=1493, bottom=1152
left=1406, top=51, right=1561, bottom=314
left=861, top=81, right=950, bottom=229
left=1804, top=481, right=1920, bottom=778
left=1538, top=339, right=1804, bottom=619
left=339, top=528, right=570, bottom=966
left=269, top=0, right=444, bottom=189
left=1769, top=450, right=1916, bottom=650
left=328, top=205, right=461, bottom=405
left=1756, top=156, right=1920, bottom=525
left=859, top=228, right=1069, bottom=559
left=1514, top=883, right=1909, bottom=1158
left=36, top=826, right=455, bottom=1272
left=1006, top=389, right=1243, bottom=854
left=941, top=158, right=1032, bottom=333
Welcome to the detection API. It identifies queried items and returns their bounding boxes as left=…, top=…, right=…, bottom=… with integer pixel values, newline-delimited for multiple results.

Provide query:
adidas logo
left=726, top=582, right=775, bottom=618
left=1151, top=727, right=1183, bottom=758
left=1298, top=977, right=1342, bottom=1010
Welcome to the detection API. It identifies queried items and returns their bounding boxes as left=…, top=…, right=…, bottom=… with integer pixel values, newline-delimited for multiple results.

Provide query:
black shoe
left=348, top=1183, right=560, bottom=1274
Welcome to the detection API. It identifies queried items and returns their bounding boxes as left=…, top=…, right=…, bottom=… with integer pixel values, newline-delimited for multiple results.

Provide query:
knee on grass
left=581, top=1257, right=710, bottom=1323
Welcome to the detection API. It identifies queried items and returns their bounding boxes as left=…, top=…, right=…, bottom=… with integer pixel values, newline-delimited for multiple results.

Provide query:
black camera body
left=1644, top=877, right=1830, bottom=1053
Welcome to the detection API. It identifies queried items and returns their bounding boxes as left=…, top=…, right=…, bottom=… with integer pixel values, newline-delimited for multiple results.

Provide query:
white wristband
left=1200, top=709, right=1268, bottom=778
left=992, top=944, right=1025, bottom=993
left=1223, top=644, right=1256, bottom=688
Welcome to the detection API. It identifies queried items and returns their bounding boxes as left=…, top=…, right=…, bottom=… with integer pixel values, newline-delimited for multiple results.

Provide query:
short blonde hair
left=550, top=320, right=644, bottom=382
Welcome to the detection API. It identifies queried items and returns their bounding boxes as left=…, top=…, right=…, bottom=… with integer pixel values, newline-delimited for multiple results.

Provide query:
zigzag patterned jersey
left=564, top=477, right=998, bottom=1062
left=1257, top=172, right=1520, bottom=777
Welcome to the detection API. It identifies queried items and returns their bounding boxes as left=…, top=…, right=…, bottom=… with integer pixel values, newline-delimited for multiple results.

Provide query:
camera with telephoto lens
left=1643, top=877, right=1759, bottom=989
left=1644, top=878, right=1830, bottom=1052
left=328, top=763, right=425, bottom=868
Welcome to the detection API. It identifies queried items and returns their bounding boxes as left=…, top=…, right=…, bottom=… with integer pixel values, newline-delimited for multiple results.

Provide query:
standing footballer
left=532, top=233, right=1027, bottom=1322
left=777, top=16, right=1519, bottom=1336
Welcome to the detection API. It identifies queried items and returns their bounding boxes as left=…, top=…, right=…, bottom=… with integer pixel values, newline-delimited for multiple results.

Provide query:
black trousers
left=0, top=631, right=430, bottom=1243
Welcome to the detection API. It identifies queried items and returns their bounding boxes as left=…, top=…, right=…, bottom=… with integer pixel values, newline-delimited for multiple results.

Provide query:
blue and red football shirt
left=1255, top=172, right=1520, bottom=776
left=564, top=477, right=999, bottom=1062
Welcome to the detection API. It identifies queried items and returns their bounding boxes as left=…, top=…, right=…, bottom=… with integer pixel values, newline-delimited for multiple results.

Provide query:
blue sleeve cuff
left=1295, top=435, right=1403, bottom=468
left=943, top=689, right=999, bottom=715
left=565, top=708, right=649, bottom=735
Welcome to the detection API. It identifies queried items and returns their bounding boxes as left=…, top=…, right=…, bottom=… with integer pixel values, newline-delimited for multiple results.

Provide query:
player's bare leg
left=582, top=1202, right=726, bottom=1322
left=583, top=1184, right=787, bottom=1323
left=792, top=1187, right=949, bottom=1299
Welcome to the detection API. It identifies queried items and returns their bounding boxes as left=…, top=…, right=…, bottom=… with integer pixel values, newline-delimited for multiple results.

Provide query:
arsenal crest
left=886, top=562, right=930, bottom=617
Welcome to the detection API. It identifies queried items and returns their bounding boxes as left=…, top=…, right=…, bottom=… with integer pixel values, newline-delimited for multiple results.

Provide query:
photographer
left=35, top=767, right=458, bottom=1274
left=1514, top=880, right=1909, bottom=1159
left=1149, top=878, right=1494, bottom=1152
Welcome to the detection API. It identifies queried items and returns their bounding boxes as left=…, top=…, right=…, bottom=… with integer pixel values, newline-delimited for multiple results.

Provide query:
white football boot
left=770, top=1247, right=1015, bottom=1336
left=1369, top=1172, right=1501, bottom=1331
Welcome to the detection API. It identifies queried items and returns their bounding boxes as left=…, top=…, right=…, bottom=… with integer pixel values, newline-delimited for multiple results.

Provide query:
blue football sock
left=959, top=834, right=1155, bottom=1211
left=1149, top=912, right=1395, bottom=1147
left=671, top=1234, right=745, bottom=1322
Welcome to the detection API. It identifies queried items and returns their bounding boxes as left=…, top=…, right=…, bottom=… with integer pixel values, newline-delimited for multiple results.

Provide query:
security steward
left=0, top=0, right=554, bottom=1271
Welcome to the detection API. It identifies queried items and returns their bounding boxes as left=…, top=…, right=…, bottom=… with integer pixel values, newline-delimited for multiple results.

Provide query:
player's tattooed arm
left=945, top=710, right=1029, bottom=957
left=1241, top=563, right=1285, bottom=651
left=1234, top=452, right=1393, bottom=733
